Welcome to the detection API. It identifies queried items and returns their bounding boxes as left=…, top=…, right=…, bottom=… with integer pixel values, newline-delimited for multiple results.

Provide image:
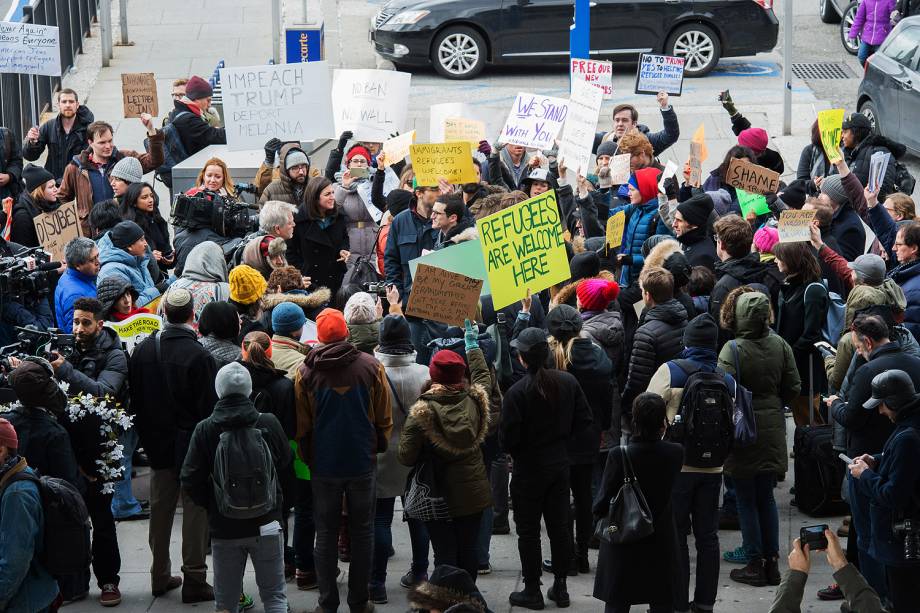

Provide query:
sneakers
left=509, top=583, right=545, bottom=610
left=546, top=577, right=570, bottom=608
left=478, top=563, right=492, bottom=575
left=368, top=583, right=388, bottom=604
left=297, top=569, right=318, bottom=591
left=100, top=584, right=121, bottom=607
left=730, top=557, right=767, bottom=587
left=240, top=593, right=255, bottom=610
left=152, top=576, right=182, bottom=597
left=400, top=570, right=428, bottom=589
left=818, top=583, right=845, bottom=600
left=723, top=545, right=755, bottom=564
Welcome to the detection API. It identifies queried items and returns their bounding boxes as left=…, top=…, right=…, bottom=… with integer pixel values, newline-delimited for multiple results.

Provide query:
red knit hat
left=346, top=145, right=371, bottom=165
left=629, top=167, right=661, bottom=203
left=576, top=278, right=620, bottom=311
left=316, top=308, right=348, bottom=343
left=738, top=128, right=769, bottom=155
left=0, top=418, right=18, bottom=450
left=185, top=75, right=213, bottom=101
left=429, top=350, right=467, bottom=385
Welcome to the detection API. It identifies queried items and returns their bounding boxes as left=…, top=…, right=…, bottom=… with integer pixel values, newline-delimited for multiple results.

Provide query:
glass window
left=883, top=27, right=920, bottom=70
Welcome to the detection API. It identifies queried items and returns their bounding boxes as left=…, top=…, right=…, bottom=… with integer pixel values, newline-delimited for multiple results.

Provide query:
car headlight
left=387, top=10, right=430, bottom=25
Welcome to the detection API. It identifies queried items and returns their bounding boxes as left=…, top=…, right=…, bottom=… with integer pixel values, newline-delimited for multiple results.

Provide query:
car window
left=882, top=27, right=920, bottom=70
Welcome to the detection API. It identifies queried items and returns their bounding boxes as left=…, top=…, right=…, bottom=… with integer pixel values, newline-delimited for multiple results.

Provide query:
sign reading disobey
left=476, top=190, right=571, bottom=310
left=406, top=263, right=483, bottom=327
left=726, top=158, right=780, bottom=196
left=121, top=73, right=158, bottom=118
left=33, top=200, right=80, bottom=263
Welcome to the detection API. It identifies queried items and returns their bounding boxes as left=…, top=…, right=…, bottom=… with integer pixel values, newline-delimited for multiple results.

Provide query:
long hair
left=304, top=176, right=335, bottom=220
left=242, top=331, right=275, bottom=369
left=195, top=157, right=237, bottom=197
left=121, top=182, right=163, bottom=225
left=717, top=145, right=757, bottom=182
left=772, top=241, right=822, bottom=284
left=519, top=342, right=554, bottom=401
left=631, top=392, right=667, bottom=438
left=549, top=332, right=578, bottom=371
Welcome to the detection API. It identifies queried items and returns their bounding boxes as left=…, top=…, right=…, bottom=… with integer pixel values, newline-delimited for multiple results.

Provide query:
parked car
left=370, top=0, right=779, bottom=79
left=820, top=0, right=861, bottom=55
left=857, top=15, right=920, bottom=155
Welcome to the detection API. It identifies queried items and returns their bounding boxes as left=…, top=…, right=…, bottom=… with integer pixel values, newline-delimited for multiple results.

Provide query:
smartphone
left=800, top=524, right=830, bottom=551
left=349, top=167, right=369, bottom=179
left=839, top=453, right=854, bottom=465
left=814, top=341, right=837, bottom=356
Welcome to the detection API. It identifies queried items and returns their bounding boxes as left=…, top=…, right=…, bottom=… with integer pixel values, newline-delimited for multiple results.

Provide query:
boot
left=547, top=577, right=570, bottom=608
left=541, top=559, right=577, bottom=577
left=509, top=582, right=545, bottom=610
left=730, top=557, right=766, bottom=587
left=765, top=555, right=781, bottom=586
left=576, top=550, right=590, bottom=574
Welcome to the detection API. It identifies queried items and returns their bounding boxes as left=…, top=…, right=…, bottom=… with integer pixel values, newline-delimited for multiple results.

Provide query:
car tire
left=819, top=0, right=841, bottom=24
left=841, top=2, right=859, bottom=55
left=666, top=23, right=722, bottom=77
left=431, top=26, right=486, bottom=80
left=858, top=99, right=880, bottom=134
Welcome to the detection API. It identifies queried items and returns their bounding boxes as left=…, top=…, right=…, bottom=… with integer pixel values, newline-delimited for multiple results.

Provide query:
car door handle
left=898, top=79, right=913, bottom=90
left=665, top=0, right=680, bottom=4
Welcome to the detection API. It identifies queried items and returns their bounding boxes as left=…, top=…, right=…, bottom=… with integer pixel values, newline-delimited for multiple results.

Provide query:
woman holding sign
left=335, top=145, right=381, bottom=277
left=11, top=164, right=62, bottom=248
left=288, top=177, right=350, bottom=296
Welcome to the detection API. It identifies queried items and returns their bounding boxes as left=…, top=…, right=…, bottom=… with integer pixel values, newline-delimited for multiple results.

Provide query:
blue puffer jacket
left=54, top=267, right=97, bottom=330
left=889, top=258, right=920, bottom=342
left=610, top=199, right=662, bottom=286
left=0, top=461, right=59, bottom=613
left=96, top=232, right=160, bottom=306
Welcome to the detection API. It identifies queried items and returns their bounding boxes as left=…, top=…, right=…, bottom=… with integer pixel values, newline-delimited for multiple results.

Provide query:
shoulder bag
left=730, top=340, right=757, bottom=446
left=594, top=445, right=654, bottom=544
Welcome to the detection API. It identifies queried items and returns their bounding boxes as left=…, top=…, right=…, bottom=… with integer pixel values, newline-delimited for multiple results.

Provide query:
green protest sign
left=408, top=240, right=491, bottom=296
left=737, top=188, right=771, bottom=218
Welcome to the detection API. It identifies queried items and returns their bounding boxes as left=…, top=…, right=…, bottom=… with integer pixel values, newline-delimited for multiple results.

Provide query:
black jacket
left=728, top=112, right=785, bottom=175
left=169, top=100, right=226, bottom=157
left=11, top=192, right=61, bottom=248
left=4, top=406, right=80, bottom=488
left=844, top=134, right=903, bottom=200
left=776, top=276, right=830, bottom=396
left=565, top=338, right=614, bottom=463
left=21, top=105, right=94, bottom=181
left=675, top=226, right=718, bottom=271
left=240, top=360, right=297, bottom=439
left=0, top=126, right=23, bottom=202
left=828, top=204, right=867, bottom=263
left=181, top=394, right=293, bottom=539
left=710, top=253, right=781, bottom=333
left=623, top=299, right=688, bottom=409
left=130, top=324, right=219, bottom=470
left=55, top=327, right=129, bottom=405
left=287, top=208, right=349, bottom=296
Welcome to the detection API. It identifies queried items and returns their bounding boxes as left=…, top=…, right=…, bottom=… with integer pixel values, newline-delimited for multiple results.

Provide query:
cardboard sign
left=382, top=130, right=415, bottom=166
left=409, top=240, right=491, bottom=296
left=430, top=102, right=472, bottom=142
left=220, top=63, right=334, bottom=150
left=497, top=92, right=570, bottom=149
left=121, top=73, right=158, bottom=118
left=331, top=69, right=411, bottom=142
left=557, top=78, right=604, bottom=178
left=778, top=209, right=816, bottom=243
left=868, top=150, right=891, bottom=193
left=606, top=211, right=626, bottom=249
left=570, top=58, right=613, bottom=98
left=33, top=200, right=80, bottom=263
left=409, top=142, right=477, bottom=187
left=105, top=313, right=163, bottom=355
left=406, top=263, right=483, bottom=327
left=610, top=154, right=631, bottom=185
left=444, top=117, right=486, bottom=147
left=688, top=142, right=703, bottom=188
left=476, top=190, right=571, bottom=309
left=726, top=158, right=780, bottom=196
left=691, top=123, right=709, bottom=162
left=737, top=188, right=771, bottom=218
left=818, top=108, right=845, bottom=164
left=635, top=53, right=684, bottom=96
left=0, top=21, right=61, bottom=76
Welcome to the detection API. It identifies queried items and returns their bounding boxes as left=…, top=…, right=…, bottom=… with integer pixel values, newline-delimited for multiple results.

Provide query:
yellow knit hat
left=229, top=264, right=267, bottom=305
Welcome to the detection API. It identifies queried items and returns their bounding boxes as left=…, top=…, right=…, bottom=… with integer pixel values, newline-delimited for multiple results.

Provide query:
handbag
left=594, top=446, right=654, bottom=545
left=403, top=444, right=451, bottom=522
left=730, top=341, right=757, bottom=447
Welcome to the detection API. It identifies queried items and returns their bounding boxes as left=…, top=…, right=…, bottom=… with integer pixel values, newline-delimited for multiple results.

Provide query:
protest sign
left=606, top=211, right=626, bottom=249
left=444, top=117, right=486, bottom=147
left=737, top=189, right=771, bottom=218
left=220, top=62, right=334, bottom=150
left=331, top=69, right=411, bottom=142
left=0, top=21, right=60, bottom=76
left=868, top=150, right=891, bottom=193
left=570, top=58, right=613, bottom=98
left=33, top=200, right=80, bottom=263
left=818, top=108, right=845, bottom=163
left=105, top=313, right=163, bottom=355
left=406, top=264, right=483, bottom=327
left=477, top=190, right=571, bottom=309
left=409, top=240, right=491, bottom=296
left=382, top=130, right=415, bottom=166
left=409, top=142, right=477, bottom=186
left=688, top=142, right=703, bottom=188
left=430, top=103, right=472, bottom=142
left=659, top=159, right=679, bottom=192
left=611, top=154, right=631, bottom=185
left=778, top=209, right=816, bottom=243
left=121, top=73, right=158, bottom=118
left=726, top=158, right=780, bottom=196
left=497, top=93, right=570, bottom=149
left=691, top=123, right=709, bottom=162
left=557, top=79, right=604, bottom=177
left=635, top=54, right=684, bottom=96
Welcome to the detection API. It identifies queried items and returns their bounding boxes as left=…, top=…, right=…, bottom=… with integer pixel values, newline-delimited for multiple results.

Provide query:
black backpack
left=144, top=111, right=191, bottom=187
left=667, top=360, right=735, bottom=469
left=212, top=416, right=278, bottom=520
left=2, top=470, right=92, bottom=575
left=893, top=160, right=916, bottom=197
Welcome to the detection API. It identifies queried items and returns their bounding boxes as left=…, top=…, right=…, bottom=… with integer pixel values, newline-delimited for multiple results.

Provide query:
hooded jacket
left=776, top=275, right=831, bottom=394
left=675, top=226, right=718, bottom=270
left=21, top=105, right=94, bottom=180
left=169, top=98, right=227, bottom=157
left=10, top=192, right=60, bottom=248
left=261, top=288, right=331, bottom=329
left=258, top=143, right=311, bottom=207
left=54, top=267, right=97, bottom=331
left=55, top=326, right=128, bottom=404
left=623, top=299, right=688, bottom=408
left=466, top=184, right=509, bottom=221
left=97, top=231, right=161, bottom=306
left=848, top=0, right=898, bottom=44
left=888, top=258, right=920, bottom=342
left=162, top=240, right=230, bottom=323
left=610, top=198, right=662, bottom=286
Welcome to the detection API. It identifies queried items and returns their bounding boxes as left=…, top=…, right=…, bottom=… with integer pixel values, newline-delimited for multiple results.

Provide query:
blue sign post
left=285, top=24, right=325, bottom=63
left=569, top=0, right=590, bottom=62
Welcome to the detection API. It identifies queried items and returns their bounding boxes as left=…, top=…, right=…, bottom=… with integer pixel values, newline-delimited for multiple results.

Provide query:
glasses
left=171, top=92, right=183, bottom=99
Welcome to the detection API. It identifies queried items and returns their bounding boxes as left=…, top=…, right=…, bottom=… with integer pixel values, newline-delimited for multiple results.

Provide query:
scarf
left=111, top=306, right=151, bottom=321
left=0, top=454, right=22, bottom=479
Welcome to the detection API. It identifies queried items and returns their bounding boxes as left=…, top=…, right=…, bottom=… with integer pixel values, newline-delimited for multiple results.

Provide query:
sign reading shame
left=331, top=69, right=411, bottom=142
left=33, top=200, right=80, bottom=263
left=497, top=93, right=570, bottom=149
left=121, top=73, right=158, bottom=118
left=220, top=62, right=334, bottom=150
left=0, top=21, right=60, bottom=76
left=726, top=158, right=780, bottom=196
left=406, top=264, right=483, bottom=327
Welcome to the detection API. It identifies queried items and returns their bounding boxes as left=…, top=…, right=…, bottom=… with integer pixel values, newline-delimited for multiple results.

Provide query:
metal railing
left=0, top=0, right=99, bottom=141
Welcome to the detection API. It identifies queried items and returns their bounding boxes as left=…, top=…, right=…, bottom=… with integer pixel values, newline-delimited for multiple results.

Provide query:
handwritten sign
left=0, top=21, right=60, bottom=76
left=635, top=53, right=684, bottom=96
left=409, top=240, right=491, bottom=296
left=611, top=154, right=631, bottom=185
left=382, top=130, right=415, bottom=166
left=406, top=264, right=483, bottom=327
left=778, top=209, right=816, bottom=243
left=688, top=142, right=703, bottom=188
left=606, top=211, right=626, bottom=249
left=121, top=73, right=158, bottom=118
left=497, top=92, right=570, bottom=149
left=659, top=159, right=679, bottom=192
left=737, top=188, right=771, bottom=218
left=409, top=142, right=477, bottom=187
left=331, top=69, right=411, bottom=142
left=33, top=200, right=80, bottom=263
left=105, top=313, right=163, bottom=354
left=726, top=158, right=780, bottom=196
left=477, top=190, right=571, bottom=309
left=570, top=58, right=613, bottom=99
left=430, top=102, right=472, bottom=142
left=818, top=109, right=845, bottom=164
left=557, top=79, right=603, bottom=178
left=444, top=117, right=486, bottom=147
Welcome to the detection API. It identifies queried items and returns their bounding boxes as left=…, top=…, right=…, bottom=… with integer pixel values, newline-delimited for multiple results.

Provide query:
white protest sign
left=659, top=159, right=679, bottom=192
left=220, top=62, right=334, bottom=151
left=610, top=154, right=631, bottom=185
left=868, top=151, right=891, bottom=193
left=430, top=102, right=472, bottom=143
left=497, top=92, right=570, bottom=149
left=557, top=79, right=603, bottom=177
left=635, top=54, right=685, bottom=96
left=382, top=130, right=415, bottom=166
left=331, top=69, right=411, bottom=142
left=0, top=21, right=60, bottom=76
left=570, top=58, right=613, bottom=99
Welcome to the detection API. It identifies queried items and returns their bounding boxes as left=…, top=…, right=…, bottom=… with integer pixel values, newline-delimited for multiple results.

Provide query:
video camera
left=0, top=248, right=59, bottom=305
left=894, top=517, right=920, bottom=561
left=0, top=326, right=75, bottom=402
left=171, top=189, right=259, bottom=239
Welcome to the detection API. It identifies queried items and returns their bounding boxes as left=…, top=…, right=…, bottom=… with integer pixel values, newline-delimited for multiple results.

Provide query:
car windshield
left=883, top=26, right=920, bottom=70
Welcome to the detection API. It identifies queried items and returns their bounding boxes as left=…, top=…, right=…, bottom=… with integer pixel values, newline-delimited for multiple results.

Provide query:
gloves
left=719, top=90, right=737, bottom=116
left=598, top=165, right=612, bottom=189
left=618, top=254, right=633, bottom=266
left=477, top=140, right=492, bottom=156
left=264, top=138, right=282, bottom=165
left=337, top=130, right=353, bottom=151
left=464, top=319, right=480, bottom=351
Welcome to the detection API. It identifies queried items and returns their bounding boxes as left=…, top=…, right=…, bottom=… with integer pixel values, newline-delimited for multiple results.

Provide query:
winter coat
left=675, top=226, right=718, bottom=270
left=130, top=323, right=219, bottom=470
left=561, top=338, right=613, bottom=464
left=777, top=276, right=830, bottom=396
left=11, top=192, right=60, bottom=248
left=827, top=203, right=867, bottom=262
left=888, top=258, right=920, bottom=341
left=796, top=143, right=833, bottom=182
left=55, top=326, right=128, bottom=405
left=162, top=240, right=230, bottom=323
left=335, top=179, right=380, bottom=262
left=769, top=565, right=884, bottom=613
left=0, top=461, right=59, bottom=613
left=434, top=217, right=477, bottom=251
left=0, top=127, right=22, bottom=201
left=295, top=341, right=392, bottom=479
left=181, top=394, right=293, bottom=539
left=287, top=208, right=349, bottom=296
left=728, top=113, right=786, bottom=174
left=54, top=267, right=97, bottom=331
left=593, top=438, right=683, bottom=607
left=199, top=335, right=242, bottom=368
left=347, top=321, right=379, bottom=355
left=258, top=144, right=310, bottom=207
left=591, top=106, right=681, bottom=156
left=610, top=199, right=663, bottom=287
left=241, top=360, right=297, bottom=439
left=271, top=334, right=310, bottom=380
left=849, top=0, right=898, bottom=45
left=168, top=99, right=226, bottom=157
left=623, top=299, right=688, bottom=409
left=719, top=292, right=801, bottom=478
left=383, top=205, right=438, bottom=301
left=96, top=232, right=161, bottom=306
left=21, top=105, right=94, bottom=181
left=398, top=347, right=492, bottom=518
left=4, top=406, right=80, bottom=488
left=374, top=349, right=429, bottom=499
left=261, top=288, right=331, bottom=332
left=581, top=308, right=626, bottom=373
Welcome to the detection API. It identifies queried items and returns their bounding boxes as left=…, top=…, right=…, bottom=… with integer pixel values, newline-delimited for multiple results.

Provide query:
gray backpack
left=212, top=420, right=277, bottom=519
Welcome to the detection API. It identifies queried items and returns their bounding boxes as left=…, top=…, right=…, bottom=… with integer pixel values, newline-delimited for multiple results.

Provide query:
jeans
left=372, top=497, right=396, bottom=586
left=405, top=510, right=430, bottom=576
left=148, top=468, right=209, bottom=591
left=721, top=475, right=737, bottom=517
left=111, top=427, right=142, bottom=519
left=735, top=473, right=779, bottom=557
left=858, top=41, right=880, bottom=66
left=570, top=463, right=594, bottom=555
left=426, top=512, right=483, bottom=584
left=886, top=564, right=920, bottom=613
left=212, top=533, right=287, bottom=613
left=293, top=478, right=315, bottom=572
left=312, top=472, right=376, bottom=611
left=511, top=466, right=572, bottom=582
left=477, top=507, right=493, bottom=566
left=672, top=472, right=721, bottom=610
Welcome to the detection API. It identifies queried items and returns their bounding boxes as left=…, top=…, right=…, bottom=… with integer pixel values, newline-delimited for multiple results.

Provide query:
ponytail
left=519, top=343, right=554, bottom=401
left=549, top=334, right=577, bottom=371
left=242, top=331, right=275, bottom=369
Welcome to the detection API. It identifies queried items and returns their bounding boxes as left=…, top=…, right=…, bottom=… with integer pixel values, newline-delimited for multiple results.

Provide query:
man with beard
left=259, top=143, right=311, bottom=207
left=22, top=89, right=95, bottom=182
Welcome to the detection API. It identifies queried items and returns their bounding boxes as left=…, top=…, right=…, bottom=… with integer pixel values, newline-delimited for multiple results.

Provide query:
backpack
left=2, top=470, right=92, bottom=575
left=892, top=160, right=916, bottom=197
left=145, top=111, right=191, bottom=188
left=806, top=282, right=846, bottom=344
left=212, top=418, right=278, bottom=519
left=666, top=360, right=735, bottom=468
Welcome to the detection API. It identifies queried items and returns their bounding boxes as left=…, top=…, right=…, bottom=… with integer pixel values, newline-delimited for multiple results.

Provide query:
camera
left=893, top=518, right=920, bottom=561
left=363, top=282, right=388, bottom=297
left=0, top=248, right=59, bottom=306
left=171, top=190, right=258, bottom=239
left=234, top=182, right=259, bottom=195
left=800, top=524, right=829, bottom=551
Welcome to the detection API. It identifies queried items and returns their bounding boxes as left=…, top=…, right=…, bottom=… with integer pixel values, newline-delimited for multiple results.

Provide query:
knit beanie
left=683, top=313, right=719, bottom=352
left=821, top=175, right=849, bottom=206
left=778, top=179, right=809, bottom=209
left=0, top=418, right=17, bottom=450
left=346, top=145, right=371, bottom=164
left=569, top=251, right=601, bottom=282
left=284, top=149, right=309, bottom=171
left=109, top=220, right=145, bottom=249
left=848, top=253, right=887, bottom=286
left=215, top=362, right=252, bottom=399
left=576, top=278, right=620, bottom=311
left=271, top=302, right=306, bottom=336
left=22, top=163, right=54, bottom=192
left=753, top=226, right=780, bottom=254
left=429, top=350, right=467, bottom=385
left=629, top=167, right=661, bottom=203
left=110, top=157, right=143, bottom=184
left=316, top=308, right=348, bottom=343
left=378, top=315, right=414, bottom=354
left=664, top=251, right=692, bottom=288
left=738, top=127, right=769, bottom=154
left=546, top=304, right=583, bottom=338
left=596, top=140, right=618, bottom=158
left=96, top=275, right=138, bottom=316
left=386, top=189, right=413, bottom=217
left=184, top=75, right=213, bottom=100
left=676, top=193, right=714, bottom=228
left=229, top=264, right=267, bottom=305
left=343, top=292, right=377, bottom=325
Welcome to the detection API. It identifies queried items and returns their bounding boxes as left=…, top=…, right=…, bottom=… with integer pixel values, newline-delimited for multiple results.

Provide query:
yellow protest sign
left=818, top=109, right=845, bottom=163
left=443, top=117, right=486, bottom=148
left=105, top=313, right=163, bottom=354
left=476, top=190, right=571, bottom=309
left=606, top=211, right=625, bottom=248
left=409, top=142, right=477, bottom=187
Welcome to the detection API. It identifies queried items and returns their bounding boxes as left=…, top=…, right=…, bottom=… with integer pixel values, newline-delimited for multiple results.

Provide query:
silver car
left=819, top=0, right=861, bottom=54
